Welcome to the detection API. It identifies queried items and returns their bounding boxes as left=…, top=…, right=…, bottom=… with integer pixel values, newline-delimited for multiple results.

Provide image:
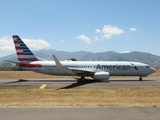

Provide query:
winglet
left=52, top=55, right=65, bottom=69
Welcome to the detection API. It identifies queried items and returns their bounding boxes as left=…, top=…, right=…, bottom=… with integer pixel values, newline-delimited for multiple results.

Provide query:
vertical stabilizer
left=12, top=35, right=38, bottom=62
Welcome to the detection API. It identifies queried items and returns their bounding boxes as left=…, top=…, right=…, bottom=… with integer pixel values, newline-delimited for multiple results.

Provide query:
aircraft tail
left=12, top=35, right=38, bottom=62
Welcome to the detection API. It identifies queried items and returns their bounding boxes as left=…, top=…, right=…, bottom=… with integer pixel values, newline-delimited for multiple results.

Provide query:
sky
left=0, top=0, right=160, bottom=57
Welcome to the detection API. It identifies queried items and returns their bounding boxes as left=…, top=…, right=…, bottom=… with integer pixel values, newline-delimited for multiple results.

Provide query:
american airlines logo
left=131, top=63, right=138, bottom=70
left=96, top=64, right=131, bottom=70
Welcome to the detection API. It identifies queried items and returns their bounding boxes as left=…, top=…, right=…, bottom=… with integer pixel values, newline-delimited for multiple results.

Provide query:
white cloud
left=0, top=36, right=50, bottom=51
left=76, top=35, right=92, bottom=44
left=95, top=29, right=101, bottom=33
left=130, top=28, right=137, bottom=32
left=94, top=37, right=99, bottom=41
left=102, top=25, right=124, bottom=39
left=76, top=25, right=124, bottom=44
left=120, top=51, right=131, bottom=54
left=104, top=34, right=112, bottom=39
left=22, top=38, right=50, bottom=50
left=0, top=36, right=14, bottom=51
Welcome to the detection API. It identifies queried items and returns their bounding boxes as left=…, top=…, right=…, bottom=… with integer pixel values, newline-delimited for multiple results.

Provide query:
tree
left=2, top=63, right=13, bottom=68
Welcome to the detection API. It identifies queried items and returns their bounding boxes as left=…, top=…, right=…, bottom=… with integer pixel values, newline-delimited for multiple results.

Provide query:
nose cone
left=150, top=67, right=156, bottom=74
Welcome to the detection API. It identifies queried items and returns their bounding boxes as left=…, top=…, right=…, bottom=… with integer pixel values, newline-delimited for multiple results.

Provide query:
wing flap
left=67, top=68, right=95, bottom=76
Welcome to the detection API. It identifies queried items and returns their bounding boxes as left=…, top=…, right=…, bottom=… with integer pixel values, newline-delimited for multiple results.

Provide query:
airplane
left=5, top=35, right=156, bottom=82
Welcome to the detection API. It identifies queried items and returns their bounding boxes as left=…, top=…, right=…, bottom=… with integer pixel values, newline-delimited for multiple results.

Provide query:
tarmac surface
left=1, top=107, right=160, bottom=120
left=0, top=77, right=160, bottom=89
left=0, top=77, right=160, bottom=119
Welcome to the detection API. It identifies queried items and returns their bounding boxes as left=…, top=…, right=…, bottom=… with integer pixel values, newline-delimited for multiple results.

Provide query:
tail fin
left=12, top=35, right=38, bottom=62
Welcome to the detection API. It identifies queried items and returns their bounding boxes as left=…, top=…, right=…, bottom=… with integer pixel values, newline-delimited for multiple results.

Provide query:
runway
left=0, top=77, right=160, bottom=89
left=0, top=77, right=160, bottom=119
left=1, top=107, right=160, bottom=120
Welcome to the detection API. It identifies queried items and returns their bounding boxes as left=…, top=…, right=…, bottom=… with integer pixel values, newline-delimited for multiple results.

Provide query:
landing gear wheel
left=139, top=77, right=142, bottom=81
left=81, top=76, right=85, bottom=82
left=77, top=76, right=86, bottom=83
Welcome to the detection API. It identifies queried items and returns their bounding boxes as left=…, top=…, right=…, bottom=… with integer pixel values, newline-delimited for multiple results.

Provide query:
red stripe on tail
left=14, top=40, right=19, bottom=44
left=15, top=46, right=22, bottom=50
left=18, top=58, right=38, bottom=61
left=12, top=35, right=17, bottom=38
left=17, top=52, right=25, bottom=55
left=19, top=64, right=42, bottom=68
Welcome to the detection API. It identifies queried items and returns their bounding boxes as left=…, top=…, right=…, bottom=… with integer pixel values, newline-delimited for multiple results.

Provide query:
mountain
left=0, top=49, right=160, bottom=67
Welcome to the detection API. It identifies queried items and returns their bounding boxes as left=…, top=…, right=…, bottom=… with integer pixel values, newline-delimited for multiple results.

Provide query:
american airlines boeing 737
left=6, top=35, right=155, bottom=82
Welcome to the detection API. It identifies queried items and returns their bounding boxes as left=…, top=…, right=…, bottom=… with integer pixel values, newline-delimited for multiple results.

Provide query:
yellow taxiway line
left=39, top=84, right=47, bottom=89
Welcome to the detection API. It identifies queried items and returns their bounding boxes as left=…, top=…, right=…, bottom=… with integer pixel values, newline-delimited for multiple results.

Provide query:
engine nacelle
left=94, top=71, right=110, bottom=81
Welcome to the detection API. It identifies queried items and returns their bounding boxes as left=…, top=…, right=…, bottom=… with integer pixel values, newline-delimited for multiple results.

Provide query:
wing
left=52, top=54, right=95, bottom=76
left=67, top=68, right=95, bottom=76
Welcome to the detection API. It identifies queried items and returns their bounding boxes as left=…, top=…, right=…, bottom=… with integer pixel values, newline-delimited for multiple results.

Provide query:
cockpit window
left=145, top=66, right=150, bottom=68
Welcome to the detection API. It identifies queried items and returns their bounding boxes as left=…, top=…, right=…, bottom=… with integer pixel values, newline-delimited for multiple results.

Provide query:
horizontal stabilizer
left=37, top=57, right=49, bottom=61
left=4, top=60, right=20, bottom=64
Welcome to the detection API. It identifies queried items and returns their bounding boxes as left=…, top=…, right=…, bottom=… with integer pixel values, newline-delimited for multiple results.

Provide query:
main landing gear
left=78, top=76, right=86, bottom=82
left=139, top=77, right=142, bottom=81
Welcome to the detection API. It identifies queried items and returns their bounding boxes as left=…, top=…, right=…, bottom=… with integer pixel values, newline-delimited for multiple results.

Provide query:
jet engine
left=94, top=71, right=110, bottom=81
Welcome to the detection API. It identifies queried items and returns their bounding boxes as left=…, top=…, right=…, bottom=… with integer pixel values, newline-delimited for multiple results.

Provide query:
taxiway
left=1, top=107, right=160, bottom=120
left=0, top=77, right=160, bottom=89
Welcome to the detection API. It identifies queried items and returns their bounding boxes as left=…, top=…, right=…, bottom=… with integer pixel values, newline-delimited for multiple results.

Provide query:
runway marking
left=39, top=84, right=47, bottom=89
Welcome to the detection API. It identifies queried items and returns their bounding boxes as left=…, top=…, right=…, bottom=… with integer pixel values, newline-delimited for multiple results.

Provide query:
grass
left=0, top=88, right=160, bottom=107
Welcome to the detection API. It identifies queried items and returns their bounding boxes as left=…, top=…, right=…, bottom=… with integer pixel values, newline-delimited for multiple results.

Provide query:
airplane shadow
left=3, top=78, right=98, bottom=89
left=3, top=79, right=76, bottom=84
left=58, top=79, right=97, bottom=89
